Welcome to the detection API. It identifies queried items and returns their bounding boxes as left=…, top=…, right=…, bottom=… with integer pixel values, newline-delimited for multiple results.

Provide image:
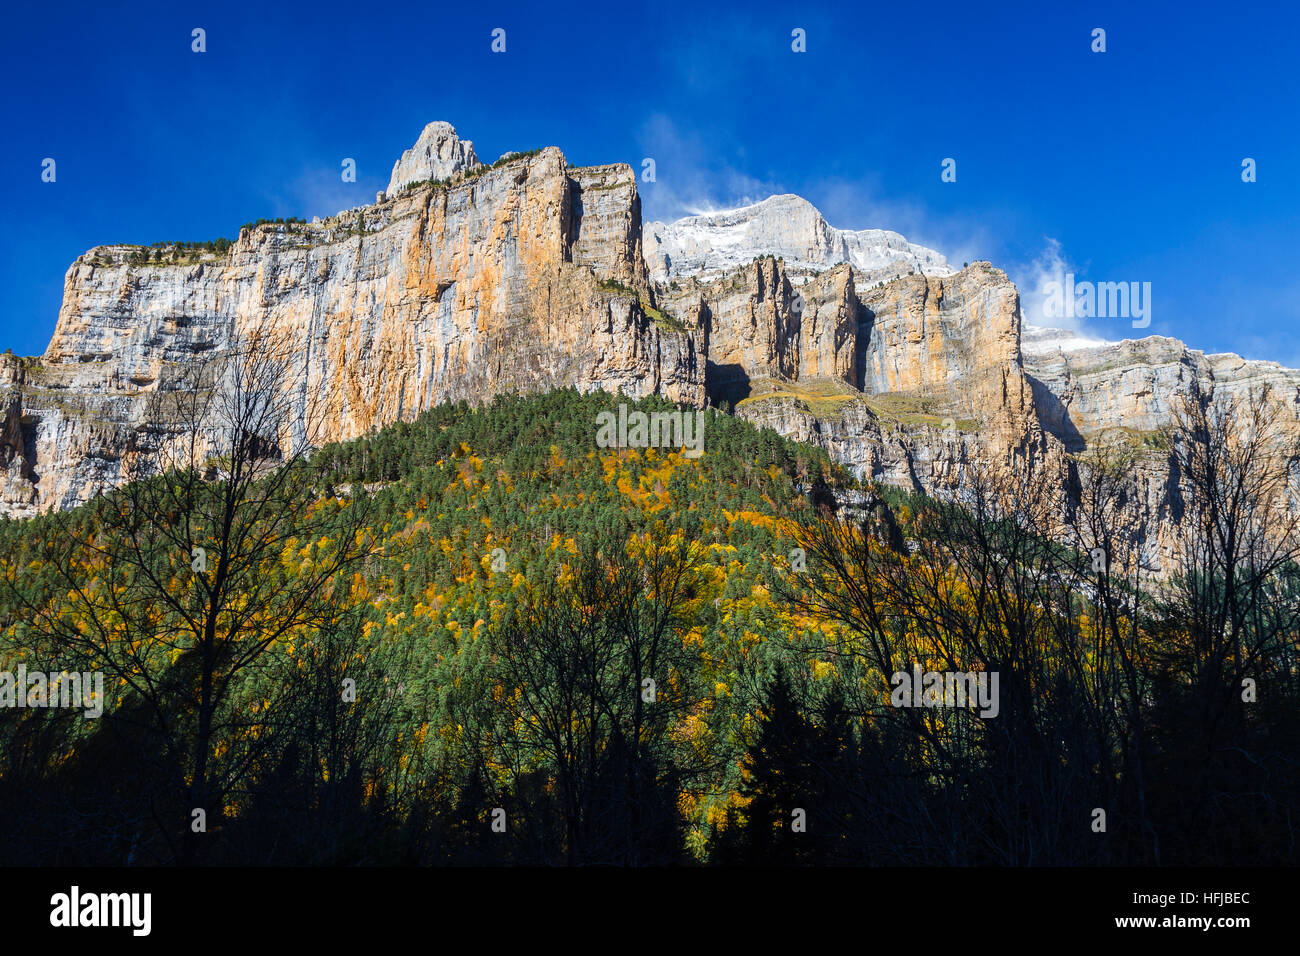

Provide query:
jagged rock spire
left=386, top=121, right=481, bottom=194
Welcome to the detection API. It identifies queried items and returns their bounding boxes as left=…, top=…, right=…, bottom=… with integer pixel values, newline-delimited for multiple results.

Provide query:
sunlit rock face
left=644, top=194, right=951, bottom=285
left=5, top=119, right=1297, bottom=574
left=386, top=121, right=481, bottom=194
left=1, top=127, right=701, bottom=516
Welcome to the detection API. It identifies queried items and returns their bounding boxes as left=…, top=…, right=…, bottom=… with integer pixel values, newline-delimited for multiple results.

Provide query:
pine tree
left=717, top=665, right=848, bottom=864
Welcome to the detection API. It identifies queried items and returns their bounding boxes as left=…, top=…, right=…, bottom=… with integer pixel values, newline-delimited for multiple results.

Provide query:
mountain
left=3, top=120, right=1298, bottom=575
left=386, top=120, right=481, bottom=195
left=1, top=125, right=699, bottom=515
left=1021, top=326, right=1300, bottom=446
left=644, top=193, right=951, bottom=285
left=3, top=122, right=1298, bottom=870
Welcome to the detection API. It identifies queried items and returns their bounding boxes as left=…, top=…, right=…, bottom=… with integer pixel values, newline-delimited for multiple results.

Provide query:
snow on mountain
left=1019, top=324, right=1115, bottom=355
left=643, top=194, right=951, bottom=285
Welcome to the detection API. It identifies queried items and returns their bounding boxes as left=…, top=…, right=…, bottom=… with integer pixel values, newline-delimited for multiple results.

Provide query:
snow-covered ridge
left=644, top=194, right=951, bottom=284
left=1020, top=324, right=1115, bottom=355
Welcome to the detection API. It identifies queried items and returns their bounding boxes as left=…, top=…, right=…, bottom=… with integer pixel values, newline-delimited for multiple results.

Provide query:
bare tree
left=488, top=530, right=708, bottom=864
left=1163, top=384, right=1300, bottom=738
left=1059, top=441, right=1160, bottom=861
left=5, top=319, right=375, bottom=862
left=783, top=457, right=1127, bottom=863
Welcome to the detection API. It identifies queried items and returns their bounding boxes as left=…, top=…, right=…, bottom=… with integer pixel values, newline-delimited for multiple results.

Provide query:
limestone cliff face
left=658, top=256, right=1029, bottom=412
left=0, top=355, right=38, bottom=512
left=386, top=121, right=481, bottom=194
left=856, top=264, right=1029, bottom=422
left=6, top=120, right=1298, bottom=563
left=1023, top=332, right=1300, bottom=449
left=1020, top=332, right=1300, bottom=571
left=3, top=130, right=702, bottom=515
left=734, top=397, right=985, bottom=492
left=656, top=259, right=858, bottom=390
left=715, top=261, right=1048, bottom=496
left=642, top=195, right=1040, bottom=504
left=645, top=194, right=950, bottom=284
left=567, top=164, right=650, bottom=291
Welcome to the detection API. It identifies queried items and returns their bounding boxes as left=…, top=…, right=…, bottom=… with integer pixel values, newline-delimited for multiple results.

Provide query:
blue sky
left=2, top=0, right=1297, bottom=363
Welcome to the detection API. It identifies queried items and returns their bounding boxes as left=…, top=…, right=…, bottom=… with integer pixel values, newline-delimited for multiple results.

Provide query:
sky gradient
left=2, top=0, right=1297, bottom=363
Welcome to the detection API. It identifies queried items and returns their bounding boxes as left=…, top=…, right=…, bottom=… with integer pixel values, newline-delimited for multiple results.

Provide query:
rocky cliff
left=1022, top=327, right=1300, bottom=452
left=4, top=119, right=1298, bottom=564
left=1, top=125, right=702, bottom=515
left=702, top=259, right=1047, bottom=498
left=644, top=194, right=950, bottom=285
left=386, top=121, right=481, bottom=195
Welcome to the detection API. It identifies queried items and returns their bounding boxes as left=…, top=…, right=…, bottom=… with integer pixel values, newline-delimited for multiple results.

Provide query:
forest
left=0, top=339, right=1296, bottom=866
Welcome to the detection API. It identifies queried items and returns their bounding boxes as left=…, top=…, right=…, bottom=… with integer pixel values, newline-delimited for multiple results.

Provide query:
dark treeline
left=0, top=346, right=1297, bottom=865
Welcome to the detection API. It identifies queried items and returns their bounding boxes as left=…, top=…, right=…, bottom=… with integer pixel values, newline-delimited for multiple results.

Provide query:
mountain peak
left=680, top=193, right=816, bottom=221
left=644, top=194, right=950, bottom=284
left=386, top=121, right=482, bottom=195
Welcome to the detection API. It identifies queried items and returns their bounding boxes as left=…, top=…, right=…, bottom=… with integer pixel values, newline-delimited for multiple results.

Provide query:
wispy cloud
left=634, top=113, right=996, bottom=272
left=1216, top=333, right=1300, bottom=370
left=276, top=162, right=384, bottom=222
left=635, top=114, right=783, bottom=223
left=806, top=178, right=996, bottom=271
left=1011, top=238, right=1094, bottom=334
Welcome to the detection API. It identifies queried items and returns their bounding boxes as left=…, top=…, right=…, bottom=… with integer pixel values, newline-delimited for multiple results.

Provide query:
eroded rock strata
left=4, top=120, right=1297, bottom=575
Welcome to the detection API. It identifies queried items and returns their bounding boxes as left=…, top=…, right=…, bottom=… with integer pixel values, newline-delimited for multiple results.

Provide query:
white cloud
left=634, top=114, right=995, bottom=273
left=1012, top=238, right=1094, bottom=333
left=635, top=114, right=782, bottom=223
left=272, top=163, right=384, bottom=223
left=808, top=178, right=994, bottom=272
